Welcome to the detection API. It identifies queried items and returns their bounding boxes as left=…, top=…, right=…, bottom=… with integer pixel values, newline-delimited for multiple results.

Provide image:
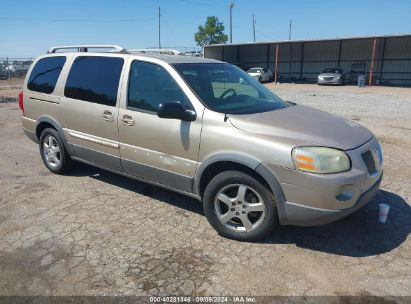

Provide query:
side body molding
left=35, top=116, right=75, bottom=156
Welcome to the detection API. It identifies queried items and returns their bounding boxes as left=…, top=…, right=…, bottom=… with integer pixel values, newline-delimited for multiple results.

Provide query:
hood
left=228, top=105, right=373, bottom=150
left=248, top=72, right=261, bottom=76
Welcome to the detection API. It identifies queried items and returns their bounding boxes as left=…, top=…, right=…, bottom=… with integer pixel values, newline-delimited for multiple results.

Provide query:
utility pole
left=252, top=14, right=256, bottom=42
left=288, top=20, right=292, bottom=81
left=229, top=1, right=234, bottom=43
left=158, top=7, right=161, bottom=49
left=288, top=19, right=292, bottom=81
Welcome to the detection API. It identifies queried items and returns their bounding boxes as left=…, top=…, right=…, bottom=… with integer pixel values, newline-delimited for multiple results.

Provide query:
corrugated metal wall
left=203, top=35, right=411, bottom=86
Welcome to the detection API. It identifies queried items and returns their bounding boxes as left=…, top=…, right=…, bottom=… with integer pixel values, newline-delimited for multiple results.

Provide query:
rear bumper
left=281, top=173, right=382, bottom=226
left=23, top=128, right=38, bottom=143
left=22, top=116, right=38, bottom=143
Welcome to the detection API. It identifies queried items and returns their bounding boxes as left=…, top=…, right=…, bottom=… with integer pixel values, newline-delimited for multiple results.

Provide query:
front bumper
left=265, top=137, right=383, bottom=226
left=318, top=77, right=341, bottom=84
left=249, top=74, right=261, bottom=80
left=281, top=173, right=381, bottom=226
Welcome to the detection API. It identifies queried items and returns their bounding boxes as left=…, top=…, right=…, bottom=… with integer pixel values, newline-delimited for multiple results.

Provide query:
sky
left=0, top=0, right=410, bottom=58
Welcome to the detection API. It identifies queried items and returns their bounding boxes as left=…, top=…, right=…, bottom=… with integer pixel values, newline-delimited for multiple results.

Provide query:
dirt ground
left=0, top=77, right=24, bottom=95
left=0, top=84, right=410, bottom=300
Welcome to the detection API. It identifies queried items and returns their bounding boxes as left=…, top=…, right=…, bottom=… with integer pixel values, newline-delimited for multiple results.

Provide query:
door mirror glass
left=157, top=101, right=196, bottom=122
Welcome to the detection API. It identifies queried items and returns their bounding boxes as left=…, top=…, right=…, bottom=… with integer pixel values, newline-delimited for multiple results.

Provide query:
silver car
left=247, top=67, right=273, bottom=82
left=21, top=45, right=382, bottom=241
left=318, top=68, right=344, bottom=85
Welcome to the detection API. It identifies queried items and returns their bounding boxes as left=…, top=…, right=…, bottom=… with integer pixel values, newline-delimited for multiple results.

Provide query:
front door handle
left=121, top=114, right=135, bottom=126
left=102, top=110, right=114, bottom=122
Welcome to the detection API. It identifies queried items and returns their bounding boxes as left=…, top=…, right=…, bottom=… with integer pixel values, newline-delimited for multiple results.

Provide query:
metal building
left=203, top=34, right=411, bottom=86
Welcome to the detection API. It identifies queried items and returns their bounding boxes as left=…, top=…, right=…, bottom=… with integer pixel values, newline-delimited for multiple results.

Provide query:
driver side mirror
left=157, top=101, right=197, bottom=122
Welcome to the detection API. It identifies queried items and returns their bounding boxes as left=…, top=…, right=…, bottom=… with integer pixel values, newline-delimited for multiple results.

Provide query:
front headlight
left=292, top=147, right=351, bottom=174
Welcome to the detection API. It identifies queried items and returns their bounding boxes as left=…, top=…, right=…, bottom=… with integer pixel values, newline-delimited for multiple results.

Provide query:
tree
left=194, top=16, right=228, bottom=47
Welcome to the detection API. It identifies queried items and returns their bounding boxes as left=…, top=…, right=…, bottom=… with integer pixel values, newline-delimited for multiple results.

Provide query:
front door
left=59, top=55, right=125, bottom=171
left=118, top=60, right=202, bottom=193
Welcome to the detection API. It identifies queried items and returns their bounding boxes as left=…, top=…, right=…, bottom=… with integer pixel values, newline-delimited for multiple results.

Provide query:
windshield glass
left=172, top=63, right=289, bottom=114
left=322, top=68, right=341, bottom=73
left=248, top=68, right=262, bottom=73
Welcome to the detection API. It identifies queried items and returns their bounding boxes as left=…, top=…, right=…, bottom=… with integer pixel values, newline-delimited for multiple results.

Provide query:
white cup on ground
left=379, top=204, right=390, bottom=223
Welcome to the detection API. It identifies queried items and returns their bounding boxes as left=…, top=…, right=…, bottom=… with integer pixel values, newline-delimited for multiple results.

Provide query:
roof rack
left=47, top=45, right=128, bottom=54
left=128, top=48, right=182, bottom=56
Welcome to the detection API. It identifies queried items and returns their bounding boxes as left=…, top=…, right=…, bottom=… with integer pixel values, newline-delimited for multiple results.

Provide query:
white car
left=247, top=67, right=273, bottom=82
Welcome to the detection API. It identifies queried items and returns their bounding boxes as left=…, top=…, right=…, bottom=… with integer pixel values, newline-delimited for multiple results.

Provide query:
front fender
left=194, top=153, right=262, bottom=195
left=194, top=153, right=287, bottom=222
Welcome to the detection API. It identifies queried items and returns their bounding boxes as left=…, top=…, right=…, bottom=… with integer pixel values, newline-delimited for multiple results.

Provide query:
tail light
left=18, top=91, right=24, bottom=115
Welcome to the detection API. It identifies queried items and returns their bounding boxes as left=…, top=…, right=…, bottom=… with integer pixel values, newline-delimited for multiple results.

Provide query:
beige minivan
left=20, top=45, right=383, bottom=241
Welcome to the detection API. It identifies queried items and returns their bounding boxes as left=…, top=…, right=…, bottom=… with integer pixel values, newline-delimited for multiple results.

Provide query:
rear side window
left=27, top=56, right=66, bottom=94
left=64, top=56, right=124, bottom=106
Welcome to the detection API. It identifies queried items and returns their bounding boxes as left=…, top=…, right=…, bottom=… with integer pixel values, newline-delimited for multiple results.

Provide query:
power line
left=0, top=17, right=155, bottom=23
left=175, top=0, right=226, bottom=8
left=162, top=19, right=199, bottom=26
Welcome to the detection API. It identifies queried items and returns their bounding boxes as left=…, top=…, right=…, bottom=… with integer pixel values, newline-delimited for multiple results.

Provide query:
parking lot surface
left=0, top=84, right=410, bottom=298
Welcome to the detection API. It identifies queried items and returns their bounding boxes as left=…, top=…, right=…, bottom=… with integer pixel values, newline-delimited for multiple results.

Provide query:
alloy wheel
left=42, top=135, right=61, bottom=169
left=214, top=184, right=266, bottom=232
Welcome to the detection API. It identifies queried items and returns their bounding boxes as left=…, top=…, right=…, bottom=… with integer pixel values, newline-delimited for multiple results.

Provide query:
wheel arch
left=193, top=153, right=285, bottom=210
left=194, top=153, right=287, bottom=222
left=36, top=116, right=74, bottom=155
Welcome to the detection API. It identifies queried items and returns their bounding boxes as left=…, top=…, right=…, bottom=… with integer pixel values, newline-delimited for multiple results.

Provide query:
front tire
left=203, top=171, right=278, bottom=241
left=39, top=128, right=73, bottom=174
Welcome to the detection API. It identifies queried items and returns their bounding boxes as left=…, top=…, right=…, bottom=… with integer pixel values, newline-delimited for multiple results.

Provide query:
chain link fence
left=0, top=58, right=33, bottom=78
left=0, top=58, right=33, bottom=90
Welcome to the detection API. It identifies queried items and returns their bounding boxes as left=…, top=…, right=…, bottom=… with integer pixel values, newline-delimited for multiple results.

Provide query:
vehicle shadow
left=67, top=163, right=204, bottom=216
left=268, top=190, right=411, bottom=257
left=67, top=163, right=410, bottom=257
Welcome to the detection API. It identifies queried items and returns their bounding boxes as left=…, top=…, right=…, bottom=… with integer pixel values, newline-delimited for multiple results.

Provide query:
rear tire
left=203, top=171, right=278, bottom=241
left=39, top=128, right=73, bottom=174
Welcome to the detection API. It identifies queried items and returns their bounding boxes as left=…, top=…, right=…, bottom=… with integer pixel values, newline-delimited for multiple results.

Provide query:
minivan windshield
left=322, top=68, right=342, bottom=73
left=173, top=63, right=288, bottom=114
left=248, top=68, right=262, bottom=73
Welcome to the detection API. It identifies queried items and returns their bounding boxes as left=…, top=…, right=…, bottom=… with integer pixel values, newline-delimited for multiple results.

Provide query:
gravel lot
left=0, top=84, right=410, bottom=299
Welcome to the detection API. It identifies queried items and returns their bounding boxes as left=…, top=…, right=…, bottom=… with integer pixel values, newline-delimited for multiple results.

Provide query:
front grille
left=362, top=150, right=376, bottom=174
left=323, top=77, right=333, bottom=81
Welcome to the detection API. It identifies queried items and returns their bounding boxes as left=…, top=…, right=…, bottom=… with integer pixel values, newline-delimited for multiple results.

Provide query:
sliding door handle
left=121, top=114, right=135, bottom=126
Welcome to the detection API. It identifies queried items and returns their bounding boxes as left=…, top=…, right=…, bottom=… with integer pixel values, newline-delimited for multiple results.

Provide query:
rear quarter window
left=64, top=56, right=124, bottom=106
left=27, top=56, right=66, bottom=94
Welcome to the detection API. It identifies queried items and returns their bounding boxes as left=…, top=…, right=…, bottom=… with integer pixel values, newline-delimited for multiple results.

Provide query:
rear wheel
left=258, top=76, right=263, bottom=83
left=203, top=171, right=278, bottom=241
left=39, top=128, right=73, bottom=174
